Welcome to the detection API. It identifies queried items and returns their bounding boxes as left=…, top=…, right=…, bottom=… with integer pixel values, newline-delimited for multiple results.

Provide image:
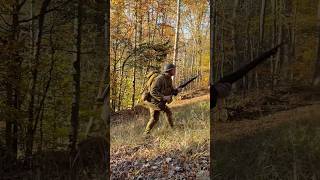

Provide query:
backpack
left=141, top=70, right=160, bottom=102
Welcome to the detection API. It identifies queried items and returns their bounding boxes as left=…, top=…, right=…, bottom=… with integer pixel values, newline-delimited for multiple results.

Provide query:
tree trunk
left=26, top=0, right=52, bottom=161
left=173, top=0, right=181, bottom=85
left=259, top=0, right=266, bottom=48
left=131, top=1, right=138, bottom=109
left=36, top=26, right=55, bottom=153
left=256, top=0, right=267, bottom=89
left=271, top=0, right=277, bottom=90
left=103, top=0, right=110, bottom=175
left=313, top=0, right=320, bottom=86
left=6, top=0, right=22, bottom=162
left=245, top=0, right=251, bottom=91
left=69, top=0, right=82, bottom=164
left=210, top=0, right=217, bottom=85
left=290, top=2, right=298, bottom=81
left=274, top=0, right=283, bottom=86
left=209, top=0, right=216, bottom=177
left=86, top=0, right=111, bottom=136
left=232, top=0, right=239, bottom=89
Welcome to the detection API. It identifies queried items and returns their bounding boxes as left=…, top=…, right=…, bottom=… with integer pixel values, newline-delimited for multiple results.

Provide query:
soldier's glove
left=214, top=83, right=232, bottom=98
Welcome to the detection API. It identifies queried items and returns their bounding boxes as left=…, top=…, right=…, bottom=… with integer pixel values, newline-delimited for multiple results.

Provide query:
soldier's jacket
left=147, top=72, right=178, bottom=110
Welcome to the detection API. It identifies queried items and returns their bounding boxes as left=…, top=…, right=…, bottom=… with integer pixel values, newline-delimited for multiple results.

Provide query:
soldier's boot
left=144, top=109, right=160, bottom=134
left=163, top=105, right=174, bottom=129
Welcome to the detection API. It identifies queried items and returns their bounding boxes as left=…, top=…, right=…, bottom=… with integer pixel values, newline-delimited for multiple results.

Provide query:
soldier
left=143, top=63, right=233, bottom=135
left=143, top=63, right=181, bottom=135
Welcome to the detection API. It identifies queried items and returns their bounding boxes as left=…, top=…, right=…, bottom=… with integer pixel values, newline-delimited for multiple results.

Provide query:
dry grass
left=213, top=104, right=320, bottom=179
left=111, top=99, right=210, bottom=160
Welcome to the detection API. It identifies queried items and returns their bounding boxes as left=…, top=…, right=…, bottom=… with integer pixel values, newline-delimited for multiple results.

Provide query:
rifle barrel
left=177, top=75, right=198, bottom=89
left=217, top=43, right=283, bottom=84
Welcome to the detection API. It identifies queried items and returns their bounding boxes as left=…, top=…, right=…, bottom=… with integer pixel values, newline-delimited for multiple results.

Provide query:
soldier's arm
left=170, top=81, right=181, bottom=96
left=150, top=76, right=165, bottom=101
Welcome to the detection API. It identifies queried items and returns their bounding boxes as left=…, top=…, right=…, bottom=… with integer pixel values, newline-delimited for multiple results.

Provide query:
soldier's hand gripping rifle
left=164, top=75, right=198, bottom=104
left=210, top=43, right=284, bottom=109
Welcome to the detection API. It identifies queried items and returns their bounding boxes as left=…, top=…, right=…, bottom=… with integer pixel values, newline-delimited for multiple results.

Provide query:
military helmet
left=163, top=63, right=176, bottom=72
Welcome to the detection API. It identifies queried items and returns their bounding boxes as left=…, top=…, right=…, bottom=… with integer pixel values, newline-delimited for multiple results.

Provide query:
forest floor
left=111, top=85, right=320, bottom=179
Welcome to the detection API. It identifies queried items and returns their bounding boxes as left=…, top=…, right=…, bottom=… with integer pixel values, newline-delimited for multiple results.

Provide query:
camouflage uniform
left=144, top=72, right=178, bottom=134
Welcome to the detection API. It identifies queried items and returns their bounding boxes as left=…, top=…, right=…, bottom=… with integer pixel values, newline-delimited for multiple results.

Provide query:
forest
left=110, top=0, right=210, bottom=112
left=211, top=0, right=319, bottom=90
left=111, top=0, right=320, bottom=179
left=0, top=0, right=109, bottom=179
left=0, top=0, right=320, bottom=179
left=210, top=0, right=320, bottom=179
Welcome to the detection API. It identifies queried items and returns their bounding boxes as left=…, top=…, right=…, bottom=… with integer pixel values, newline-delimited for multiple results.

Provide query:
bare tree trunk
left=112, top=54, right=117, bottom=111
left=290, top=2, right=298, bottom=81
left=256, top=0, right=267, bottom=89
left=26, top=0, right=52, bottom=162
left=249, top=37, right=255, bottom=89
left=314, top=0, right=320, bottom=85
left=259, top=0, right=266, bottom=47
left=210, top=0, right=216, bottom=177
left=36, top=26, right=56, bottom=153
left=86, top=14, right=109, bottom=134
left=103, top=0, right=110, bottom=175
left=271, top=0, right=277, bottom=90
left=173, top=0, right=181, bottom=85
left=281, top=0, right=291, bottom=83
left=232, top=0, right=239, bottom=89
left=30, top=0, right=35, bottom=56
left=245, top=0, right=251, bottom=91
left=274, top=0, right=283, bottom=86
left=131, top=1, right=138, bottom=109
left=6, top=0, right=21, bottom=162
left=210, top=0, right=217, bottom=85
left=69, top=0, right=82, bottom=166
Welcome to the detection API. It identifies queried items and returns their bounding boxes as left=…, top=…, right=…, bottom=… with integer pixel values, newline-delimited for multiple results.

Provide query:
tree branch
left=19, top=0, right=74, bottom=23
left=0, top=14, right=11, bottom=27
left=17, top=0, right=28, bottom=11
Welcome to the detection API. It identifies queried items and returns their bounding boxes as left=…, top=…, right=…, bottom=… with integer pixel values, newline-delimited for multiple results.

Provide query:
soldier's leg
left=163, top=105, right=174, bottom=128
left=144, top=108, right=160, bottom=134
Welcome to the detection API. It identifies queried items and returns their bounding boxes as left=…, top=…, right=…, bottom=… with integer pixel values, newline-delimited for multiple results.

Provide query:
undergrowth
left=213, top=107, right=320, bottom=180
left=111, top=101, right=210, bottom=158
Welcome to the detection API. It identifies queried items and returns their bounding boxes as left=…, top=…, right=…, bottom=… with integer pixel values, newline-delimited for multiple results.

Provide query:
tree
left=210, top=0, right=217, bottom=85
left=102, top=0, right=110, bottom=175
left=26, top=0, right=52, bottom=162
left=173, top=0, right=181, bottom=84
left=69, top=0, right=82, bottom=163
left=5, top=0, right=22, bottom=163
left=255, top=0, right=266, bottom=89
left=313, top=0, right=320, bottom=86
left=209, top=0, right=216, bottom=178
left=231, top=0, right=239, bottom=89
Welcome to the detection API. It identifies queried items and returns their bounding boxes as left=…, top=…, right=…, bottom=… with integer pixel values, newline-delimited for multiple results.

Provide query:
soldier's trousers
left=144, top=105, right=173, bottom=134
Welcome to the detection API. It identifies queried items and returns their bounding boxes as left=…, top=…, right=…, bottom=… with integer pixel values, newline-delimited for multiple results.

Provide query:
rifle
left=172, top=75, right=198, bottom=96
left=217, top=43, right=283, bottom=84
left=210, top=43, right=284, bottom=109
